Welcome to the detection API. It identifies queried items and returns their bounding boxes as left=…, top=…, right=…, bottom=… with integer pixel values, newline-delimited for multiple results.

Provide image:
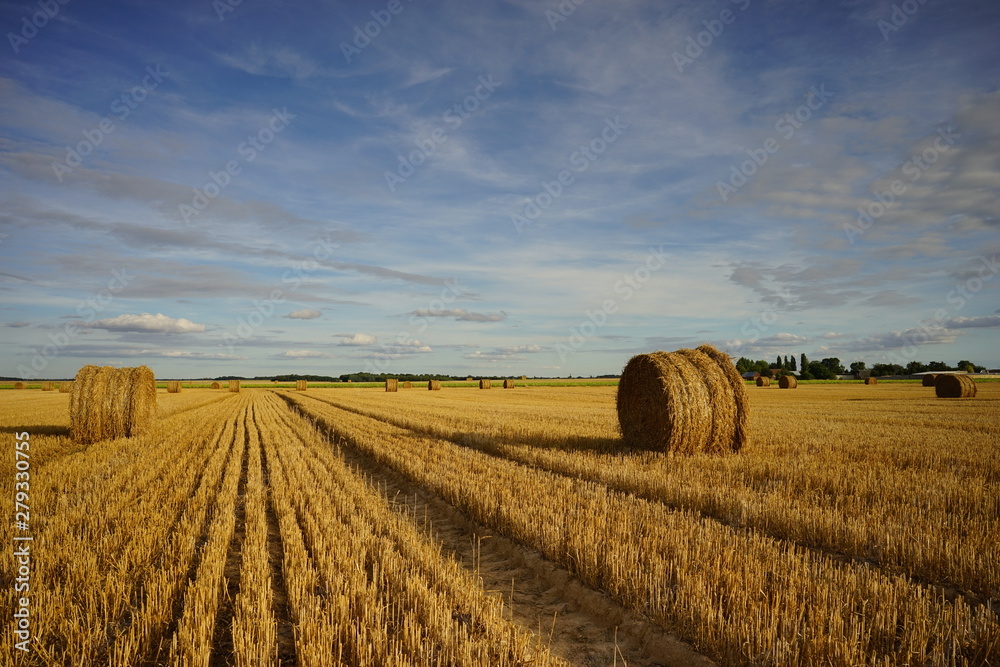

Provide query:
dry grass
left=69, top=365, right=157, bottom=444
left=935, top=374, right=977, bottom=398
left=778, top=375, right=797, bottom=389
left=616, top=345, right=748, bottom=454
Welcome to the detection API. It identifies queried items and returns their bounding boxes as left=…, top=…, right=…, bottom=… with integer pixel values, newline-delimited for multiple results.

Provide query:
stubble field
left=1, top=381, right=998, bottom=666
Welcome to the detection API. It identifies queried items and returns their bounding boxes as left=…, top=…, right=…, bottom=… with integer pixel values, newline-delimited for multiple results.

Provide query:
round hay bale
left=69, top=365, right=156, bottom=444
left=41, top=381, right=55, bottom=391
left=14, top=382, right=26, bottom=390
left=402, top=381, right=412, bottom=388
left=59, top=382, right=73, bottom=393
left=521, top=375, right=527, bottom=380
left=428, top=380, right=442, bottom=391
left=346, top=379, right=352, bottom=383
left=864, top=377, right=878, bottom=385
left=229, top=380, right=241, bottom=393
left=479, top=379, right=491, bottom=389
left=210, top=381, right=222, bottom=389
left=921, top=374, right=937, bottom=387
left=616, top=345, right=749, bottom=454
left=755, top=377, right=770, bottom=387
left=167, top=381, right=182, bottom=393
left=296, top=380, right=308, bottom=391
left=935, top=374, right=976, bottom=398
left=503, top=379, right=515, bottom=389
left=778, top=375, right=797, bottom=389
left=466, top=377, right=474, bottom=382
left=385, top=379, right=398, bottom=392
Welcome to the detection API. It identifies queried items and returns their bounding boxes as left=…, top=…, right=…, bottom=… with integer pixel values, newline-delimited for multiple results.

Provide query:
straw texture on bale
left=778, top=375, right=797, bottom=389
left=14, top=382, right=26, bottom=390
left=402, top=381, right=412, bottom=388
left=296, top=380, right=308, bottom=391
left=865, top=377, right=878, bottom=385
left=69, top=365, right=156, bottom=444
left=428, top=380, right=442, bottom=391
left=616, top=344, right=749, bottom=454
left=210, top=382, right=221, bottom=389
left=41, top=381, right=54, bottom=391
left=229, top=380, right=241, bottom=393
left=921, top=374, right=937, bottom=387
left=59, top=382, right=73, bottom=393
left=479, top=379, right=491, bottom=389
left=385, top=379, right=398, bottom=392
left=935, top=374, right=976, bottom=398
left=755, top=377, right=771, bottom=387
left=167, top=381, right=181, bottom=393
left=503, top=379, right=516, bottom=389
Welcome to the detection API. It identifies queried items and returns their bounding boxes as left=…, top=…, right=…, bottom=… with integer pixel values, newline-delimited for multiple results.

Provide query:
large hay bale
left=167, top=381, right=182, bottom=393
left=402, top=381, right=412, bottom=388
left=865, top=377, right=878, bottom=385
left=69, top=365, right=156, bottom=444
left=935, top=374, right=976, bottom=398
left=616, top=345, right=748, bottom=454
left=778, top=375, right=797, bottom=389
left=296, top=380, right=308, bottom=391
left=229, top=380, right=241, bottom=393
left=921, top=374, right=937, bottom=387
left=210, top=381, right=222, bottom=389
left=428, top=380, right=441, bottom=391
left=59, top=382, right=73, bottom=393
left=41, top=381, right=54, bottom=391
left=13, top=382, right=26, bottom=390
left=385, top=379, right=398, bottom=392
left=479, top=379, right=491, bottom=389
left=503, top=379, right=515, bottom=388
left=755, top=377, right=770, bottom=387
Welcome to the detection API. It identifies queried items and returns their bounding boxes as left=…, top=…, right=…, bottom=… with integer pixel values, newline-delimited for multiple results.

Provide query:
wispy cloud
left=86, top=313, right=206, bottom=334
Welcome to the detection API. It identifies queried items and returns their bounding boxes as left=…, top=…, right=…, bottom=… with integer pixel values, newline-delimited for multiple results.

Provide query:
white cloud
left=338, top=333, right=377, bottom=346
left=281, top=350, right=333, bottom=359
left=87, top=313, right=206, bottom=334
left=410, top=308, right=506, bottom=322
left=286, top=309, right=322, bottom=320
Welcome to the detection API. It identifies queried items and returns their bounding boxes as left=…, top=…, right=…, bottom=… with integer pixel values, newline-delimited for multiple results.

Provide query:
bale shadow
left=0, top=424, right=70, bottom=437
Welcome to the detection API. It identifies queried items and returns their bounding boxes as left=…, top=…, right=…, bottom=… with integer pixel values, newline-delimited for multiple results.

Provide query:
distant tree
left=808, top=361, right=835, bottom=380
left=927, top=361, right=951, bottom=372
left=800, top=353, right=808, bottom=374
left=956, top=360, right=976, bottom=373
left=736, top=357, right=755, bottom=374
left=871, top=363, right=905, bottom=377
left=906, top=360, right=929, bottom=374
left=775, top=356, right=782, bottom=370
left=849, top=361, right=866, bottom=374
left=820, top=358, right=845, bottom=375
left=790, top=355, right=797, bottom=372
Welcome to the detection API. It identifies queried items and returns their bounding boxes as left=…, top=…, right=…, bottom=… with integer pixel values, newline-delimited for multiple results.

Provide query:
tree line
left=735, top=355, right=988, bottom=380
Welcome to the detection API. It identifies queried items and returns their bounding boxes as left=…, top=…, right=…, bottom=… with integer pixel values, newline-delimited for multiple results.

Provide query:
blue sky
left=1, top=0, right=998, bottom=379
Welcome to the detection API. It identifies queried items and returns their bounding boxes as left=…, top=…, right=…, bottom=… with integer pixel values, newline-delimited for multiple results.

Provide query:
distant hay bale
left=616, top=344, right=749, bottom=454
left=346, top=379, right=353, bottom=383
left=428, top=380, right=441, bottom=391
left=69, top=365, right=156, bottom=444
left=521, top=375, right=527, bottom=380
left=935, top=374, right=976, bottom=398
left=479, top=379, right=491, bottom=389
left=13, top=382, right=26, bottom=390
left=756, top=377, right=770, bottom=387
left=466, top=377, right=474, bottom=382
left=921, top=374, right=937, bottom=387
left=865, top=377, right=878, bottom=385
left=296, top=380, right=308, bottom=391
left=210, top=382, right=221, bottom=389
left=167, top=381, right=181, bottom=393
left=402, top=381, right=412, bottom=388
left=778, top=375, right=797, bottom=389
left=41, top=381, right=54, bottom=391
left=385, top=379, right=398, bottom=392
left=229, top=380, right=241, bottom=393
left=503, top=379, right=515, bottom=388
left=59, top=382, right=73, bottom=393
